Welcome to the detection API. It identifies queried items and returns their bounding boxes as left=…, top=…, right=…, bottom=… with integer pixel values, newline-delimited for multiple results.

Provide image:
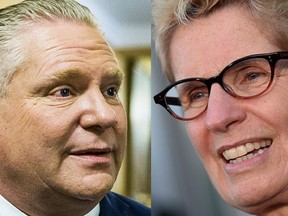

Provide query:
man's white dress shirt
left=0, top=195, right=100, bottom=216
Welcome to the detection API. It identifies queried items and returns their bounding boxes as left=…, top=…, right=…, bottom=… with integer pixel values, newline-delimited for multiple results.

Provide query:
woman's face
left=170, top=6, right=288, bottom=214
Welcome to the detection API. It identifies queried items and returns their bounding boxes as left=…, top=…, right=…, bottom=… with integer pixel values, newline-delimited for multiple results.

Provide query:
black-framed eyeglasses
left=154, top=51, right=288, bottom=121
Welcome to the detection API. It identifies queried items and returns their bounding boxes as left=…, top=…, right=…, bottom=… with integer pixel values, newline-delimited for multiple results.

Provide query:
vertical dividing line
left=125, top=56, right=135, bottom=197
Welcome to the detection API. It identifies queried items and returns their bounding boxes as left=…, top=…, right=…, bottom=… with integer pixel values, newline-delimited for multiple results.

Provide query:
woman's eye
left=246, top=72, right=260, bottom=81
left=192, top=92, right=206, bottom=100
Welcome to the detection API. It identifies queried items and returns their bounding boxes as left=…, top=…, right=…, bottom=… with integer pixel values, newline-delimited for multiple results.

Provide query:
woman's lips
left=221, top=139, right=272, bottom=164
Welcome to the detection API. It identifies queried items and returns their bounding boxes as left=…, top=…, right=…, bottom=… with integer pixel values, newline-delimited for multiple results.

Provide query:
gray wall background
left=151, top=41, right=253, bottom=216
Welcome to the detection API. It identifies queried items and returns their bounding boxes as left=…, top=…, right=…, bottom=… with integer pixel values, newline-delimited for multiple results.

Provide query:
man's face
left=170, top=6, right=288, bottom=214
left=0, top=20, right=127, bottom=210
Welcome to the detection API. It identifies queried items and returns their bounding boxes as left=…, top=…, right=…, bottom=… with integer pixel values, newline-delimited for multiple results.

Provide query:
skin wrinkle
left=36, top=48, right=116, bottom=79
left=17, top=102, right=37, bottom=134
left=24, top=22, right=117, bottom=82
left=41, top=44, right=115, bottom=65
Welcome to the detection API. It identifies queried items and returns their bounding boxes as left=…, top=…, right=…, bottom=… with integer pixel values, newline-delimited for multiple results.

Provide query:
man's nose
left=205, top=84, right=246, bottom=132
left=79, top=89, right=118, bottom=131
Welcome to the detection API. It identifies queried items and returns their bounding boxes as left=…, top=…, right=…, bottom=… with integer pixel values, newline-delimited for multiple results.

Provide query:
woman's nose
left=205, top=84, right=246, bottom=133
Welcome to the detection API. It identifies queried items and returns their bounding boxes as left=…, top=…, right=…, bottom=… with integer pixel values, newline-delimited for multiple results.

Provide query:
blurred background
left=0, top=0, right=151, bottom=207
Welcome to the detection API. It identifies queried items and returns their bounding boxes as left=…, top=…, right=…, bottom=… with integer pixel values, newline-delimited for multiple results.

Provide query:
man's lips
left=70, top=148, right=113, bottom=156
left=68, top=147, right=114, bottom=165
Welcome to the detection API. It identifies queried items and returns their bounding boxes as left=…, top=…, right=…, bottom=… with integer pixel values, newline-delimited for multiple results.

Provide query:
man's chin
left=56, top=173, right=115, bottom=203
left=69, top=188, right=110, bottom=204
left=74, top=183, right=113, bottom=201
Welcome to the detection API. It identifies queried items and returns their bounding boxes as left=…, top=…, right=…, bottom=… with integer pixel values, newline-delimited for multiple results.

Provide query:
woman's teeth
left=222, top=140, right=272, bottom=164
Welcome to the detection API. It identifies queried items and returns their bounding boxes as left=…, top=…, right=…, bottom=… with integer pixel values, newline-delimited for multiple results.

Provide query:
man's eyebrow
left=48, top=68, right=86, bottom=81
left=102, top=68, right=124, bottom=82
left=36, top=67, right=124, bottom=90
left=32, top=69, right=90, bottom=92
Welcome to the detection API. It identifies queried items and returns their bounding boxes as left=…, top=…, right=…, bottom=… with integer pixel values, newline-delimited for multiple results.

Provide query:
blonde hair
left=153, top=0, right=288, bottom=82
left=0, top=0, right=97, bottom=97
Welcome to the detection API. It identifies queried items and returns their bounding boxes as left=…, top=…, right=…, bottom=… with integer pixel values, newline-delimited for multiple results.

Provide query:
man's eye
left=51, top=88, right=73, bottom=98
left=106, top=87, right=118, bottom=97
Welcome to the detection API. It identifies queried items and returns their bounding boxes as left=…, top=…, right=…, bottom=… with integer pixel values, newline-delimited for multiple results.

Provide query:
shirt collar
left=0, top=195, right=26, bottom=216
left=85, top=204, right=100, bottom=216
left=0, top=195, right=100, bottom=216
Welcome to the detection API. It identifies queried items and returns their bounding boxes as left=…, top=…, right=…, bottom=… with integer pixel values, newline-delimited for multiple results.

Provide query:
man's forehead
left=23, top=20, right=115, bottom=59
left=25, top=19, right=104, bottom=45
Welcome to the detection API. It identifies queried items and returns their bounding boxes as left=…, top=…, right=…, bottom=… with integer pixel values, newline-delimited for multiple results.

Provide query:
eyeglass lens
left=165, top=57, right=286, bottom=120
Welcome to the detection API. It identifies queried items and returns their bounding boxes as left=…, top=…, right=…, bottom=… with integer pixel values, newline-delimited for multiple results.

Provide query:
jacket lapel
left=99, top=192, right=130, bottom=216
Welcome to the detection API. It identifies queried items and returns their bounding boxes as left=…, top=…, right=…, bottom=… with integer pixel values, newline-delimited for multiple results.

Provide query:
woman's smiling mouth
left=222, top=139, right=272, bottom=164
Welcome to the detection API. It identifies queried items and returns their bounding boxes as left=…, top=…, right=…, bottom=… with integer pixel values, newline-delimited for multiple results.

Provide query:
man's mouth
left=222, top=139, right=272, bottom=164
left=69, top=148, right=113, bottom=165
left=70, top=148, right=113, bottom=157
left=73, top=149, right=111, bottom=155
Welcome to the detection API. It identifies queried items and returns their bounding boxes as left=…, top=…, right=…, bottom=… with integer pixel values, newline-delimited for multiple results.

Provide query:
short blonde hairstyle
left=0, top=0, right=97, bottom=97
left=153, top=0, right=288, bottom=82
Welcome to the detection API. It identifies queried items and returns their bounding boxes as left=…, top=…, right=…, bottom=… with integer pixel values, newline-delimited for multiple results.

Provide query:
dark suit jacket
left=99, top=192, right=151, bottom=216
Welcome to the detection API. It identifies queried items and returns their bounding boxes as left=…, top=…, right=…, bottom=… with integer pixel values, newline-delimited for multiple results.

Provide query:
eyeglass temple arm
left=165, top=97, right=181, bottom=106
left=154, top=94, right=181, bottom=106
